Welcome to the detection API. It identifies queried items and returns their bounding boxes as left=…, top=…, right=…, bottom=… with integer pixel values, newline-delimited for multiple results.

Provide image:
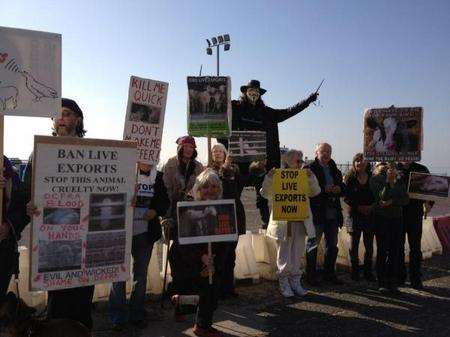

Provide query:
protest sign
left=29, top=136, right=137, bottom=291
left=0, top=26, right=61, bottom=117
left=228, top=130, right=266, bottom=163
left=123, top=76, right=168, bottom=165
left=363, top=107, right=423, bottom=161
left=408, top=172, right=450, bottom=203
left=272, top=169, right=309, bottom=221
left=187, top=76, right=231, bottom=137
left=177, top=199, right=238, bottom=245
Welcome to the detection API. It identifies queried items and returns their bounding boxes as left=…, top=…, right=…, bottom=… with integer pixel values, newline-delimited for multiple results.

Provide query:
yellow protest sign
left=272, top=169, right=309, bottom=221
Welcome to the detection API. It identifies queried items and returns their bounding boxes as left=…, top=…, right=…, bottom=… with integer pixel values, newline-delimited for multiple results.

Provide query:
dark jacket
left=219, top=97, right=313, bottom=171
left=397, top=162, right=432, bottom=220
left=369, top=173, right=409, bottom=219
left=210, top=162, right=246, bottom=234
left=306, top=158, right=344, bottom=227
left=136, top=171, right=170, bottom=243
left=343, top=172, right=375, bottom=228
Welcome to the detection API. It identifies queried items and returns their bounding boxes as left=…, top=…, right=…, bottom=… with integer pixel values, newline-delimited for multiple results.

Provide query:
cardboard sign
left=228, top=131, right=266, bottom=163
left=272, top=169, right=309, bottom=221
left=408, top=172, right=450, bottom=202
left=123, top=76, right=168, bottom=165
left=0, top=26, right=61, bottom=117
left=187, top=76, right=231, bottom=137
left=30, top=136, right=137, bottom=291
left=364, top=107, right=423, bottom=162
left=177, top=199, right=238, bottom=244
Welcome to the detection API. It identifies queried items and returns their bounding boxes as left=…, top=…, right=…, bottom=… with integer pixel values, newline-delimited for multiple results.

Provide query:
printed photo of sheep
left=408, top=172, right=450, bottom=202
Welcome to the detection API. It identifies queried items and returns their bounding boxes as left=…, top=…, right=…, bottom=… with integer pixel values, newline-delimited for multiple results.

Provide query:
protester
left=218, top=80, right=318, bottom=231
left=248, top=159, right=270, bottom=229
left=343, top=153, right=376, bottom=282
left=24, top=98, right=95, bottom=330
left=305, top=143, right=345, bottom=285
left=260, top=149, right=320, bottom=297
left=209, top=143, right=245, bottom=298
left=370, top=162, right=409, bottom=294
left=170, top=169, right=224, bottom=337
left=0, top=157, right=27, bottom=297
left=162, top=136, right=203, bottom=318
left=397, top=161, right=433, bottom=289
left=108, top=163, right=169, bottom=330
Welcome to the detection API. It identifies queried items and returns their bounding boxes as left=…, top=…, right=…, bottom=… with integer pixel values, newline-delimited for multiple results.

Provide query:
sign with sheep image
left=363, top=107, right=423, bottom=162
left=187, top=76, right=231, bottom=137
left=0, top=26, right=61, bottom=117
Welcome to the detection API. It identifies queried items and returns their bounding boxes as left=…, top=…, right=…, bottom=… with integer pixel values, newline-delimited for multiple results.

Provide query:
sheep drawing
left=0, top=85, right=18, bottom=111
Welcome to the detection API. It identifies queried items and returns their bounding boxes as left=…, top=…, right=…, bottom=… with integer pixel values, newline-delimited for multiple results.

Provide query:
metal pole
left=216, top=45, right=220, bottom=76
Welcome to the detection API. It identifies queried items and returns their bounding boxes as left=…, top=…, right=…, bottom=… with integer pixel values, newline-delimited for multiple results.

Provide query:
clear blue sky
left=2, top=0, right=450, bottom=173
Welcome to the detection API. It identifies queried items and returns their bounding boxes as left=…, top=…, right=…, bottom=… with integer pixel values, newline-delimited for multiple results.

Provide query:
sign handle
left=0, top=115, right=4, bottom=226
left=208, top=242, right=213, bottom=285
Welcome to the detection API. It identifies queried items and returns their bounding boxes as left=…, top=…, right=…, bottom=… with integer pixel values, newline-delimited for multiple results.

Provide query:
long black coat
left=306, top=158, right=345, bottom=227
left=220, top=97, right=313, bottom=172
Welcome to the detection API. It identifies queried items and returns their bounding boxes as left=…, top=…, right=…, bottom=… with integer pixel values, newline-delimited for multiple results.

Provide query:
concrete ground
left=91, top=253, right=450, bottom=337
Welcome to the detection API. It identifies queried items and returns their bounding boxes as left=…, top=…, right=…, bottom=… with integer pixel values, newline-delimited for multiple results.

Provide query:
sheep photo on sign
left=363, top=107, right=423, bottom=162
left=408, top=172, right=450, bottom=203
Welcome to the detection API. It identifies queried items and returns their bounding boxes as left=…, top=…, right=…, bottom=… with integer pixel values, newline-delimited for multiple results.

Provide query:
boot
left=363, top=263, right=375, bottom=282
left=351, top=264, right=360, bottom=282
left=278, top=276, right=294, bottom=298
left=289, top=276, right=308, bottom=297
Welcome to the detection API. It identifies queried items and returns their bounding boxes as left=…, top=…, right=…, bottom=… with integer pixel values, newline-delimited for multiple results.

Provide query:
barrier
left=433, top=215, right=450, bottom=253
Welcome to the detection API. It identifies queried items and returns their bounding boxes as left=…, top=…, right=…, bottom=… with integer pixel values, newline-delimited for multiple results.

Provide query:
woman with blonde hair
left=260, top=149, right=321, bottom=298
left=171, top=169, right=225, bottom=337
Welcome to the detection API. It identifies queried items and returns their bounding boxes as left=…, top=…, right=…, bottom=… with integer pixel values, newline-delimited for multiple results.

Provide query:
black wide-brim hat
left=240, top=79, right=267, bottom=95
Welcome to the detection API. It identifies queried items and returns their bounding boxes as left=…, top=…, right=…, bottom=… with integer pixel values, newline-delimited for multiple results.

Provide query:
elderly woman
left=370, top=162, right=409, bottom=294
left=209, top=143, right=245, bottom=298
left=260, top=149, right=320, bottom=298
left=171, top=169, right=225, bottom=337
left=343, top=153, right=375, bottom=282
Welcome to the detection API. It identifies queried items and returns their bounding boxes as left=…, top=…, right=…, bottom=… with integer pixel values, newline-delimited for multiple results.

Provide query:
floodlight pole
left=216, top=45, right=220, bottom=76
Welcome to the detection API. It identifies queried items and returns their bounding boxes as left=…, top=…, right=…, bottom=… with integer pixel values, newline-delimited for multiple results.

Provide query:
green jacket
left=369, top=173, right=409, bottom=219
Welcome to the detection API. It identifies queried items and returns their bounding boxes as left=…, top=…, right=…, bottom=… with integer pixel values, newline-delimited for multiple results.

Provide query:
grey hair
left=314, top=142, right=332, bottom=153
left=192, top=168, right=223, bottom=200
left=211, top=143, right=228, bottom=157
left=282, top=149, right=304, bottom=168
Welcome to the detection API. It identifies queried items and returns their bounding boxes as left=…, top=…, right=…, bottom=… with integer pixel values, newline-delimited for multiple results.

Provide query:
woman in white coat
left=261, top=149, right=321, bottom=298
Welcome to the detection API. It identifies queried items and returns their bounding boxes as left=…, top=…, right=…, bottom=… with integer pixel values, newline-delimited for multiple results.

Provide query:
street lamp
left=205, top=34, right=231, bottom=76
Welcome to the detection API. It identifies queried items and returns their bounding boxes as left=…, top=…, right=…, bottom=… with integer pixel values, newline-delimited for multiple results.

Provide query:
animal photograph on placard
left=85, top=231, right=126, bottom=268
left=409, top=172, right=450, bottom=199
left=188, top=77, right=228, bottom=118
left=88, top=193, right=126, bottom=231
left=128, top=102, right=161, bottom=124
left=38, top=240, right=82, bottom=273
left=43, top=207, right=80, bottom=225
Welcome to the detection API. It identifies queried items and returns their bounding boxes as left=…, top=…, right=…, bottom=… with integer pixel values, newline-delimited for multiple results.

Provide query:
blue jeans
left=108, top=233, right=154, bottom=324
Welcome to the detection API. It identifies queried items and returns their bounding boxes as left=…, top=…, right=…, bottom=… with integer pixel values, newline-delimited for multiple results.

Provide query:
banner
left=177, top=200, right=237, bottom=244
left=272, top=169, right=309, bottom=221
left=228, top=131, right=266, bottom=163
left=123, top=76, right=168, bottom=165
left=30, top=136, right=137, bottom=291
left=0, top=26, right=61, bottom=117
left=408, top=172, right=450, bottom=202
left=187, top=76, right=231, bottom=137
left=364, top=107, right=423, bottom=161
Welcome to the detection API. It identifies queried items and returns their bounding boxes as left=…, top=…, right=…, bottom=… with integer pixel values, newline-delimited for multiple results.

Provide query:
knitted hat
left=176, top=136, right=196, bottom=148
left=62, top=98, right=83, bottom=118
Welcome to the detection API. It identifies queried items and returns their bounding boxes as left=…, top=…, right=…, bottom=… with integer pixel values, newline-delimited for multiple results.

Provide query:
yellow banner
left=272, top=169, right=309, bottom=221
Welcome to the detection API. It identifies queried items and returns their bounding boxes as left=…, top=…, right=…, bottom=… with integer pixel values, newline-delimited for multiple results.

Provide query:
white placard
left=30, top=136, right=137, bottom=291
left=0, top=26, right=61, bottom=117
left=123, top=76, right=168, bottom=165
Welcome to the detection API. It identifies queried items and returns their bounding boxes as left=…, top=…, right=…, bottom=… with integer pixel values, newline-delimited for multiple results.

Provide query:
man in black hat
left=219, top=80, right=318, bottom=229
left=24, top=98, right=93, bottom=331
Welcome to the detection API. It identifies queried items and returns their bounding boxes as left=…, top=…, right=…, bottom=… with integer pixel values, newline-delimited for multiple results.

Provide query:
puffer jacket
left=260, top=170, right=321, bottom=241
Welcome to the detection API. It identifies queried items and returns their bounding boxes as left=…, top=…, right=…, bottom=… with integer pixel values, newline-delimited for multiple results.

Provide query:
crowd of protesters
left=0, top=88, right=435, bottom=337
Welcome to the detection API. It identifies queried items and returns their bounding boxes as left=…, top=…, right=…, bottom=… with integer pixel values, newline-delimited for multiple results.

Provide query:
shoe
left=378, top=286, right=389, bottom=293
left=363, top=271, right=376, bottom=282
left=289, top=276, right=308, bottom=297
left=411, top=280, right=424, bottom=290
left=132, top=320, right=148, bottom=329
left=323, top=274, right=344, bottom=285
left=171, top=295, right=187, bottom=322
left=279, top=276, right=295, bottom=298
left=112, top=323, right=126, bottom=332
left=306, top=237, right=318, bottom=253
left=389, top=286, right=401, bottom=295
left=193, top=324, right=224, bottom=337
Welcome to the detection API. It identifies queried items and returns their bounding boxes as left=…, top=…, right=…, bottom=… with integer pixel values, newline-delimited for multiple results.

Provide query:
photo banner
left=408, top=172, right=450, bottom=203
left=0, top=26, right=61, bottom=117
left=177, top=199, right=238, bottom=245
left=272, top=169, right=309, bottom=221
left=363, top=107, right=423, bottom=162
left=228, top=131, right=266, bottom=163
left=187, top=76, right=231, bottom=137
left=123, top=75, right=168, bottom=165
left=30, top=136, right=137, bottom=291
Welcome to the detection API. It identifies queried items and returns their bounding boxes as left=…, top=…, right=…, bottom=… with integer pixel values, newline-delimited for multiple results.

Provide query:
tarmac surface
left=91, top=253, right=450, bottom=337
